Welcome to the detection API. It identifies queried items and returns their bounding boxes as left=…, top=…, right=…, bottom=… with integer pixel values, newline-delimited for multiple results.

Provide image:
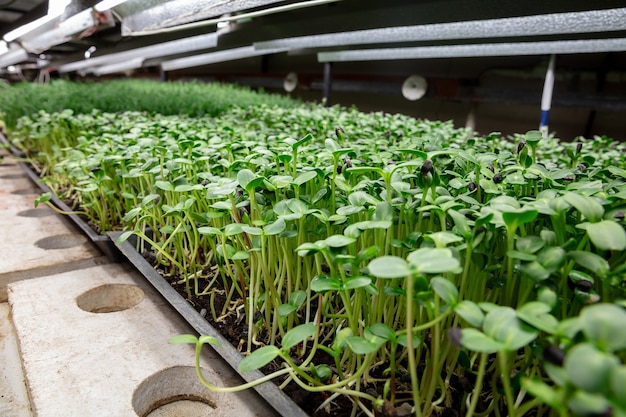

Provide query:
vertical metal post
left=160, top=67, right=169, bottom=82
left=323, top=62, right=333, bottom=107
left=465, top=102, right=478, bottom=133
left=584, top=53, right=610, bottom=138
left=539, top=54, right=556, bottom=137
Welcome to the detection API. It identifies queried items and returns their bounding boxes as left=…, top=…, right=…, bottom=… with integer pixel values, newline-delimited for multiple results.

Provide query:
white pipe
left=540, top=54, right=556, bottom=137
left=318, top=38, right=626, bottom=62
left=257, top=7, right=626, bottom=51
left=125, top=0, right=342, bottom=36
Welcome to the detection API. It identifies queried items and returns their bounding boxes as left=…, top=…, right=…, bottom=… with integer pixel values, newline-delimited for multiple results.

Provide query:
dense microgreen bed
left=0, top=79, right=299, bottom=129
left=6, top=99, right=626, bottom=417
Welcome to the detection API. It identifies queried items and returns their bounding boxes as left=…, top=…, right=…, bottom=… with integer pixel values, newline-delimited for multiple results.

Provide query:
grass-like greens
left=6, top=94, right=626, bottom=417
left=0, top=79, right=299, bottom=129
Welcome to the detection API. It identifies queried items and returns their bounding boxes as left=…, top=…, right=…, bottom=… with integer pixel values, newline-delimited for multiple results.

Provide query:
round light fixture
left=283, top=72, right=298, bottom=92
left=401, top=75, right=428, bottom=101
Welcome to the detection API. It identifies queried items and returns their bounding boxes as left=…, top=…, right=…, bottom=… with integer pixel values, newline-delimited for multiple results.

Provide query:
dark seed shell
left=575, top=279, right=593, bottom=292
left=447, top=327, right=463, bottom=349
left=543, top=345, right=566, bottom=366
left=421, top=159, right=433, bottom=176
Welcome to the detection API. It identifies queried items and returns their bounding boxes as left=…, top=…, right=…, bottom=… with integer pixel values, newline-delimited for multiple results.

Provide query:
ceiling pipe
left=256, top=7, right=626, bottom=51
left=57, top=32, right=218, bottom=73
left=317, top=38, right=626, bottom=62
left=0, top=47, right=29, bottom=68
left=121, top=0, right=342, bottom=36
left=160, top=45, right=286, bottom=71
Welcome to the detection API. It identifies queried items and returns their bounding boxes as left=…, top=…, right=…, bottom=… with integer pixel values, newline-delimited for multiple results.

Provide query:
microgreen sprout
left=3, top=80, right=626, bottom=416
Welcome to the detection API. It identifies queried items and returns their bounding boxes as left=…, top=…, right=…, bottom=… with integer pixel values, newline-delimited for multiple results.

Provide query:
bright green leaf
left=343, top=276, right=372, bottom=290
left=407, top=248, right=462, bottom=274
left=519, top=261, right=551, bottom=281
left=455, top=300, right=485, bottom=327
left=522, top=378, right=566, bottom=412
left=567, top=390, right=611, bottom=416
left=431, top=277, right=459, bottom=305
left=238, top=346, right=280, bottom=373
left=564, top=192, right=604, bottom=223
left=585, top=220, right=626, bottom=251
left=368, top=256, right=411, bottom=279
left=116, top=230, right=135, bottom=244
left=236, top=169, right=255, bottom=190
left=565, top=343, right=618, bottom=393
left=568, top=251, right=610, bottom=277
left=155, top=180, right=174, bottom=191
left=460, top=328, right=505, bottom=353
left=502, top=209, right=538, bottom=231
left=580, top=304, right=626, bottom=352
left=282, top=323, right=316, bottom=351
left=278, top=304, right=297, bottom=317
left=310, top=275, right=341, bottom=293
left=324, top=234, right=356, bottom=248
left=346, top=336, right=380, bottom=354
left=367, top=323, right=396, bottom=342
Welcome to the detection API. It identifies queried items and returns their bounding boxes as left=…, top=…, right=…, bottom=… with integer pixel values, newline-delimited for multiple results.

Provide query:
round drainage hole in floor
left=133, top=366, right=217, bottom=417
left=34, top=234, right=87, bottom=250
left=18, top=208, right=55, bottom=218
left=76, top=284, right=144, bottom=313
left=146, top=397, right=215, bottom=417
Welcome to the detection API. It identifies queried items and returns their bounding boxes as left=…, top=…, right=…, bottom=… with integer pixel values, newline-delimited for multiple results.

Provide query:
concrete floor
left=0, top=153, right=278, bottom=416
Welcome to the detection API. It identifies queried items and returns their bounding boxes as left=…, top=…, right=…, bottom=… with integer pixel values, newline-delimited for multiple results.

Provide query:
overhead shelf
left=317, top=38, right=626, bottom=62
left=1, top=0, right=626, bottom=80
left=255, top=7, right=626, bottom=51
left=57, top=32, right=218, bottom=73
left=161, top=45, right=287, bottom=71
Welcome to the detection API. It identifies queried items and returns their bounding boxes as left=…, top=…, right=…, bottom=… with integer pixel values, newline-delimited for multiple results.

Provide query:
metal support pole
left=539, top=54, right=556, bottom=137
left=160, top=68, right=169, bottom=82
left=323, top=62, right=333, bottom=107
left=465, top=102, right=478, bottom=132
left=584, top=53, right=611, bottom=138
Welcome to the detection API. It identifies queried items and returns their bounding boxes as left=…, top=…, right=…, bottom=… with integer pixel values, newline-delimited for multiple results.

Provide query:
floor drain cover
left=133, top=367, right=216, bottom=417
left=11, top=188, right=38, bottom=195
left=17, top=208, right=55, bottom=218
left=35, top=234, right=87, bottom=250
left=76, top=284, right=144, bottom=313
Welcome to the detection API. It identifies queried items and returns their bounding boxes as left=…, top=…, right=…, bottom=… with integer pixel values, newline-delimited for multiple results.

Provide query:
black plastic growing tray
left=17, top=160, right=124, bottom=261
left=0, top=131, right=26, bottom=158
left=109, top=231, right=309, bottom=417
